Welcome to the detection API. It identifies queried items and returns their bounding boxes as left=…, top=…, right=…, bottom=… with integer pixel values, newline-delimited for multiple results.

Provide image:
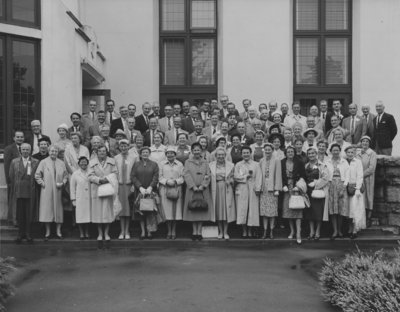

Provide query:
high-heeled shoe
left=269, top=230, right=274, bottom=240
left=44, top=235, right=50, bottom=242
left=296, top=238, right=302, bottom=245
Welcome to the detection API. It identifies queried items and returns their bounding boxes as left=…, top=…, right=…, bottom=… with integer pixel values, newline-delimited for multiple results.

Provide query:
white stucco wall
left=218, top=0, right=292, bottom=110
left=353, top=0, right=400, bottom=155
left=80, top=0, right=159, bottom=112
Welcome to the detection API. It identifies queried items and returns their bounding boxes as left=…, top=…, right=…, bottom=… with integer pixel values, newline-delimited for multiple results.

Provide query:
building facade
left=1, top=0, right=400, bottom=218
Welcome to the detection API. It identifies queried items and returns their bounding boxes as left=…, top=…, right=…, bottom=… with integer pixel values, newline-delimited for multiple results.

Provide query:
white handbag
left=98, top=183, right=115, bottom=197
left=289, top=194, right=305, bottom=209
left=311, top=189, right=325, bottom=199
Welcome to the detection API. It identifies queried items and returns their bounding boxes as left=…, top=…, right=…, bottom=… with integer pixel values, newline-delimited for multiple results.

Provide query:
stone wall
left=374, top=156, right=400, bottom=227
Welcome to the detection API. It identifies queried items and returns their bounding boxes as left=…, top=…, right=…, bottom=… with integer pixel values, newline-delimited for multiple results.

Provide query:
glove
left=274, top=191, right=279, bottom=196
left=139, top=187, right=146, bottom=195
left=308, top=182, right=315, bottom=187
left=355, top=190, right=361, bottom=197
left=72, top=200, right=76, bottom=206
left=282, top=186, right=289, bottom=192
left=146, top=186, right=153, bottom=194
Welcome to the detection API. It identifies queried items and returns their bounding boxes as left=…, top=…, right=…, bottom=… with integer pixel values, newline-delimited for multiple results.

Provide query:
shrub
left=319, top=247, right=400, bottom=312
left=0, top=257, right=16, bottom=312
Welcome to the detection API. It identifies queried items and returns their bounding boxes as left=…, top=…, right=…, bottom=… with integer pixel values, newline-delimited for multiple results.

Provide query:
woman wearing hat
left=259, top=143, right=282, bottom=239
left=159, top=146, right=184, bottom=239
left=356, top=136, right=377, bottom=226
left=209, top=147, right=235, bottom=239
left=55, top=123, right=72, bottom=160
left=270, top=111, right=285, bottom=133
left=175, top=133, right=191, bottom=165
left=302, top=128, right=319, bottom=153
left=183, top=142, right=214, bottom=241
left=226, top=134, right=243, bottom=164
left=131, top=146, right=160, bottom=239
left=149, top=132, right=167, bottom=165
left=250, top=130, right=266, bottom=162
left=115, top=139, right=137, bottom=239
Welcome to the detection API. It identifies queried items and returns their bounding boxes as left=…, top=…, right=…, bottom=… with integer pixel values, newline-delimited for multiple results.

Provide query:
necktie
left=322, top=113, right=325, bottom=119
left=376, top=114, right=381, bottom=128
left=351, top=116, right=355, bottom=135
left=176, top=129, right=179, bottom=142
left=18, top=145, right=21, bottom=154
left=109, top=113, right=113, bottom=124
left=213, top=127, right=216, bottom=134
left=145, top=116, right=149, bottom=125
left=168, top=117, right=171, bottom=130
left=130, top=131, right=134, bottom=144
left=91, top=112, right=95, bottom=120
left=151, top=130, right=154, bottom=145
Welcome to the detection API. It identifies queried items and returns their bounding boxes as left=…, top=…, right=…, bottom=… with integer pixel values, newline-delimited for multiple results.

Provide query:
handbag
left=188, top=191, right=208, bottom=211
left=139, top=197, right=156, bottom=212
left=311, top=189, right=325, bottom=199
left=98, top=183, right=115, bottom=197
left=347, top=183, right=365, bottom=196
left=166, top=186, right=179, bottom=200
left=289, top=193, right=305, bottom=209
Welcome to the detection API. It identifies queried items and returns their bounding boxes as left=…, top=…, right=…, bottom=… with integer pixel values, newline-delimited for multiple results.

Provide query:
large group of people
left=4, top=96, right=397, bottom=246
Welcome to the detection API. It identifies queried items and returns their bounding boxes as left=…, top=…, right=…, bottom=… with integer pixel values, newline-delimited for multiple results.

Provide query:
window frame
left=0, top=0, right=41, bottom=29
left=159, top=0, right=217, bottom=105
left=293, top=0, right=352, bottom=95
left=0, top=33, right=41, bottom=149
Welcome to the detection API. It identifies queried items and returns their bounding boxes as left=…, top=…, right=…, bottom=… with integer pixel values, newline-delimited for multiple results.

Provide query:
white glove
left=282, top=186, right=289, bottom=192
left=355, top=190, right=361, bottom=197
left=72, top=200, right=76, bottom=206
left=274, top=191, right=279, bottom=196
left=308, top=182, right=315, bottom=187
left=146, top=186, right=153, bottom=194
left=139, top=187, right=146, bottom=195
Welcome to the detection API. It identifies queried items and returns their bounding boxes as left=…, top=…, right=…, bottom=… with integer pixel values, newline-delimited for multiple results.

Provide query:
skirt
left=118, top=184, right=131, bottom=217
left=349, top=194, right=366, bottom=232
left=215, top=181, right=227, bottom=221
left=260, top=189, right=278, bottom=217
left=303, top=195, right=324, bottom=222
left=328, top=178, right=348, bottom=217
left=282, top=192, right=303, bottom=219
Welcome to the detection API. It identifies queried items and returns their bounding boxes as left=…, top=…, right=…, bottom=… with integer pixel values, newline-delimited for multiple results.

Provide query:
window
left=159, top=0, right=217, bottom=109
left=0, top=0, right=40, bottom=28
left=0, top=35, right=40, bottom=149
left=294, top=0, right=352, bottom=111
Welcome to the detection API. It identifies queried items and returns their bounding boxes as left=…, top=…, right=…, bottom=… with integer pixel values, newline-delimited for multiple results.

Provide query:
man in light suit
left=309, top=105, right=324, bottom=134
left=319, top=100, right=329, bottom=135
left=361, top=105, right=376, bottom=141
left=239, top=99, right=251, bottom=120
left=203, top=114, right=221, bottom=143
left=373, top=101, right=398, bottom=155
left=82, top=99, right=98, bottom=129
left=158, top=105, right=175, bottom=133
left=126, top=117, right=142, bottom=146
left=105, top=99, right=120, bottom=125
left=143, top=117, right=164, bottom=147
left=163, top=116, right=188, bottom=146
left=199, top=101, right=211, bottom=123
left=342, top=103, right=367, bottom=145
left=188, top=120, right=205, bottom=145
left=100, top=125, right=118, bottom=157
left=89, top=110, right=108, bottom=138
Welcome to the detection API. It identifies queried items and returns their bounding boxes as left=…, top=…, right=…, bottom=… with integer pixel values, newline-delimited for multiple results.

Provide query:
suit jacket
left=182, top=117, right=201, bottom=133
left=363, top=113, right=376, bottom=140
left=188, top=132, right=205, bottom=145
left=89, top=121, right=108, bottom=138
left=4, top=143, right=21, bottom=185
left=82, top=112, right=97, bottom=129
left=163, top=129, right=188, bottom=146
left=342, top=115, right=367, bottom=144
left=373, top=112, right=398, bottom=149
left=325, top=111, right=348, bottom=134
left=239, top=134, right=254, bottom=146
left=158, top=116, right=175, bottom=133
left=110, top=118, right=126, bottom=138
left=25, top=133, right=51, bottom=153
left=68, top=125, right=90, bottom=146
left=143, top=129, right=164, bottom=147
left=219, top=108, right=239, bottom=119
left=134, top=114, right=154, bottom=134
left=203, top=125, right=221, bottom=142
left=126, top=129, right=142, bottom=144
left=103, top=137, right=118, bottom=157
left=105, top=110, right=120, bottom=126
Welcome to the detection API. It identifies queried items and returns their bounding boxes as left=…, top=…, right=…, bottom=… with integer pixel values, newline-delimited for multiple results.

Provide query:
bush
left=319, top=247, right=400, bottom=312
left=0, top=257, right=16, bottom=312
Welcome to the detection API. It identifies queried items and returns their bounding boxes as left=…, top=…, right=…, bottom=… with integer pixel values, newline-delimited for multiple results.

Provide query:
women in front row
left=159, top=147, right=185, bottom=239
left=259, top=143, right=282, bottom=239
left=326, top=144, right=349, bottom=239
left=88, top=145, right=118, bottom=246
left=70, top=156, right=91, bottom=239
left=281, top=146, right=305, bottom=244
left=235, top=146, right=261, bottom=238
left=183, top=142, right=213, bottom=241
left=303, top=147, right=329, bottom=240
left=210, top=148, right=236, bottom=239
left=35, top=145, right=68, bottom=240
left=114, top=139, right=137, bottom=240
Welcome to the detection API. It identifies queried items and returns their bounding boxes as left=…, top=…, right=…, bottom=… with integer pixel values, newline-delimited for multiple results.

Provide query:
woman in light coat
left=114, top=139, right=137, bottom=240
left=259, top=143, right=282, bottom=239
left=64, top=132, right=90, bottom=175
left=88, top=144, right=118, bottom=247
left=35, top=145, right=68, bottom=240
left=235, top=146, right=262, bottom=238
left=70, top=156, right=91, bottom=239
left=209, top=148, right=236, bottom=240
left=357, top=136, right=377, bottom=226
left=346, top=145, right=365, bottom=238
left=159, top=146, right=184, bottom=239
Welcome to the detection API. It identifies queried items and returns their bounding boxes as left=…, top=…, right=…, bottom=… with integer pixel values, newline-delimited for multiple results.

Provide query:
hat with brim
left=114, top=129, right=127, bottom=138
left=57, top=123, right=69, bottom=131
left=303, top=128, right=318, bottom=138
left=360, top=135, right=371, bottom=143
left=165, top=146, right=177, bottom=155
left=119, top=139, right=129, bottom=145
left=139, top=146, right=151, bottom=154
left=272, top=111, right=282, bottom=118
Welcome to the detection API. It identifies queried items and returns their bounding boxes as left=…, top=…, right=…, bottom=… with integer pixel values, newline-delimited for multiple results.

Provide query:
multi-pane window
left=294, top=0, right=352, bottom=111
left=160, top=0, right=217, bottom=108
left=0, top=0, right=40, bottom=28
left=0, top=35, right=40, bottom=148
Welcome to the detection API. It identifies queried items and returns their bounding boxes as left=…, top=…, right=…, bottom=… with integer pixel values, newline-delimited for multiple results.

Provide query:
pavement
left=1, top=239, right=399, bottom=312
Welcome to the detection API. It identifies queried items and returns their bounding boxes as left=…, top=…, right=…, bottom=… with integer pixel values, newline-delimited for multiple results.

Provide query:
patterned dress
left=215, top=165, right=228, bottom=221
left=282, top=161, right=303, bottom=219
left=328, top=161, right=348, bottom=217
left=260, top=158, right=278, bottom=217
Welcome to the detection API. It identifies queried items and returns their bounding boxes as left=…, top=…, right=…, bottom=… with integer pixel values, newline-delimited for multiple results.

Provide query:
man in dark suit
left=361, top=105, right=376, bottom=141
left=105, top=99, right=120, bottom=126
left=4, top=130, right=25, bottom=224
left=69, top=112, right=90, bottom=145
left=373, top=101, right=397, bottom=155
left=9, top=143, right=39, bottom=243
left=182, top=106, right=201, bottom=133
left=342, top=103, right=367, bottom=144
left=325, top=100, right=348, bottom=134
left=135, top=102, right=154, bottom=134
left=143, top=117, right=164, bottom=147
left=110, top=106, right=129, bottom=138
left=25, top=120, right=51, bottom=155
